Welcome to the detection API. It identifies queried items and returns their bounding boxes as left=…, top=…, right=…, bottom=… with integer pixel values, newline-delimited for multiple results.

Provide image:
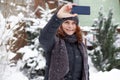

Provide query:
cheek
left=61, top=25, right=66, bottom=31
left=73, top=26, right=77, bottom=31
left=62, top=27, right=67, bottom=33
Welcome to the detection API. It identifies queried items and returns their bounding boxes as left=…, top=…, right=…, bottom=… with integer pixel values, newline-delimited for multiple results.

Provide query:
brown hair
left=56, top=25, right=83, bottom=43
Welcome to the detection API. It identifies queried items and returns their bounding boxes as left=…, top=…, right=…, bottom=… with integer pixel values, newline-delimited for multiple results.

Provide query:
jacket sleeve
left=39, top=14, right=63, bottom=52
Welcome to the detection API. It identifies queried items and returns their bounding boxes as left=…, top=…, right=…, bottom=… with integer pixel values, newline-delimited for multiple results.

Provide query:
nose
left=68, top=23, right=74, bottom=28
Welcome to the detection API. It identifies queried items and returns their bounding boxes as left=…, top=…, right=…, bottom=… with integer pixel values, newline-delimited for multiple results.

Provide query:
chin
left=66, top=33, right=74, bottom=35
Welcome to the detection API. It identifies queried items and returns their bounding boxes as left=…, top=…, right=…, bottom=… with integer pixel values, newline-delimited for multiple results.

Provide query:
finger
left=64, top=13, right=78, bottom=18
left=66, top=3, right=78, bottom=12
left=69, top=13, right=78, bottom=17
left=72, top=13, right=78, bottom=17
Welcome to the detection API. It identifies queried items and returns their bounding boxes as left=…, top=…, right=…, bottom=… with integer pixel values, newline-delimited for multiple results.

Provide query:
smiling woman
left=56, top=16, right=83, bottom=43
left=61, top=20, right=77, bottom=35
left=39, top=3, right=89, bottom=80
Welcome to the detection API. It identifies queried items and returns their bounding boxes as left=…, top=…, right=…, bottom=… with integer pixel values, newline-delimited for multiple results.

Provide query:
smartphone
left=71, top=5, right=90, bottom=15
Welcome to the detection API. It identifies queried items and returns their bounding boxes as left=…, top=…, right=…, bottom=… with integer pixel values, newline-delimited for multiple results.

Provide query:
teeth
left=66, top=29, right=73, bottom=31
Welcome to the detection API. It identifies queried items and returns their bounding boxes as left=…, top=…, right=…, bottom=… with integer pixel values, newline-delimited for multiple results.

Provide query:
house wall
left=74, top=0, right=120, bottom=27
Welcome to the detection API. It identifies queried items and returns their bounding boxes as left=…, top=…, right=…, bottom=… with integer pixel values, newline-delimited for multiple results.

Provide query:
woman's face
left=62, top=20, right=77, bottom=35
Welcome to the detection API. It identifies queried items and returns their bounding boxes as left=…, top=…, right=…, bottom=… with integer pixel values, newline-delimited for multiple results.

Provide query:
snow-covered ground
left=1, top=52, right=120, bottom=80
left=88, top=55, right=120, bottom=80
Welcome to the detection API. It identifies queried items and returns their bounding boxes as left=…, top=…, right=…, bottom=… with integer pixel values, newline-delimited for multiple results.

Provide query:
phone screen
left=71, top=5, right=90, bottom=15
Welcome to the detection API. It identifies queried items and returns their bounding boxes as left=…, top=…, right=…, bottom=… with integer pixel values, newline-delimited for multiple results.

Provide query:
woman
left=39, top=3, right=89, bottom=80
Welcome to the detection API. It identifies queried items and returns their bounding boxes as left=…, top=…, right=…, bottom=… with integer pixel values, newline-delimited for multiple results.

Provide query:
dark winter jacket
left=39, top=14, right=89, bottom=80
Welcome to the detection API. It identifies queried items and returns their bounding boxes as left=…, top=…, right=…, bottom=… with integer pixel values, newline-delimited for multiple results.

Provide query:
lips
left=66, top=29, right=74, bottom=31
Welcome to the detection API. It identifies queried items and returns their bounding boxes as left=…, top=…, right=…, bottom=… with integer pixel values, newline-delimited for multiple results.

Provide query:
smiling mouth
left=66, top=29, right=74, bottom=31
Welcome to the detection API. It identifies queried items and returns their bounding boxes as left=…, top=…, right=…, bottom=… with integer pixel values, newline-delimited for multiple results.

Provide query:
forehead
left=63, top=20, right=76, bottom=23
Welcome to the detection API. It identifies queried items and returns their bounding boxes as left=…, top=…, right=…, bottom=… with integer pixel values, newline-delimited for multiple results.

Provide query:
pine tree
left=90, top=8, right=120, bottom=71
left=20, top=3, right=56, bottom=80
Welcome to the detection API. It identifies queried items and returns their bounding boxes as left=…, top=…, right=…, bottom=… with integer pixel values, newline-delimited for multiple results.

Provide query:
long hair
left=56, top=25, right=83, bottom=43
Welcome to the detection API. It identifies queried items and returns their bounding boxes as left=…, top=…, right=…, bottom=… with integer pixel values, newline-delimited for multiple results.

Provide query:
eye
left=72, top=21, right=76, bottom=25
left=64, top=21, right=69, bottom=24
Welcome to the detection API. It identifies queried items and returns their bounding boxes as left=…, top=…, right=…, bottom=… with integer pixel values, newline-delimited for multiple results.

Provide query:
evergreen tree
left=20, top=3, right=56, bottom=80
left=90, top=8, right=120, bottom=71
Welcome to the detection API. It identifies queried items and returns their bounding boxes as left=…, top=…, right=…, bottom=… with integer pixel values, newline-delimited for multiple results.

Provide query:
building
left=73, top=0, right=120, bottom=27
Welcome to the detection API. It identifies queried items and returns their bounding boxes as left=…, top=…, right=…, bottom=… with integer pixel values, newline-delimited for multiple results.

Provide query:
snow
left=0, top=3, right=120, bottom=80
left=88, top=53, right=120, bottom=80
left=2, top=51, right=120, bottom=80
left=114, top=34, right=120, bottom=48
left=1, top=60, right=28, bottom=80
left=90, top=69, right=120, bottom=80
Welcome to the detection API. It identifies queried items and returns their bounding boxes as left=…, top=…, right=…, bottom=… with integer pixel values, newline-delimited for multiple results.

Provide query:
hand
left=57, top=3, right=78, bottom=19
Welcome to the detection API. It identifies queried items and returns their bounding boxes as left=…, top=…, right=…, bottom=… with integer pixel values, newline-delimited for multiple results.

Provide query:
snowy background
left=0, top=0, right=120, bottom=80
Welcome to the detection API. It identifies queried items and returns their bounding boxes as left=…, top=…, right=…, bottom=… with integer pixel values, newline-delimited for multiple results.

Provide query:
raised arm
left=39, top=14, right=62, bottom=52
left=39, top=3, right=78, bottom=52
